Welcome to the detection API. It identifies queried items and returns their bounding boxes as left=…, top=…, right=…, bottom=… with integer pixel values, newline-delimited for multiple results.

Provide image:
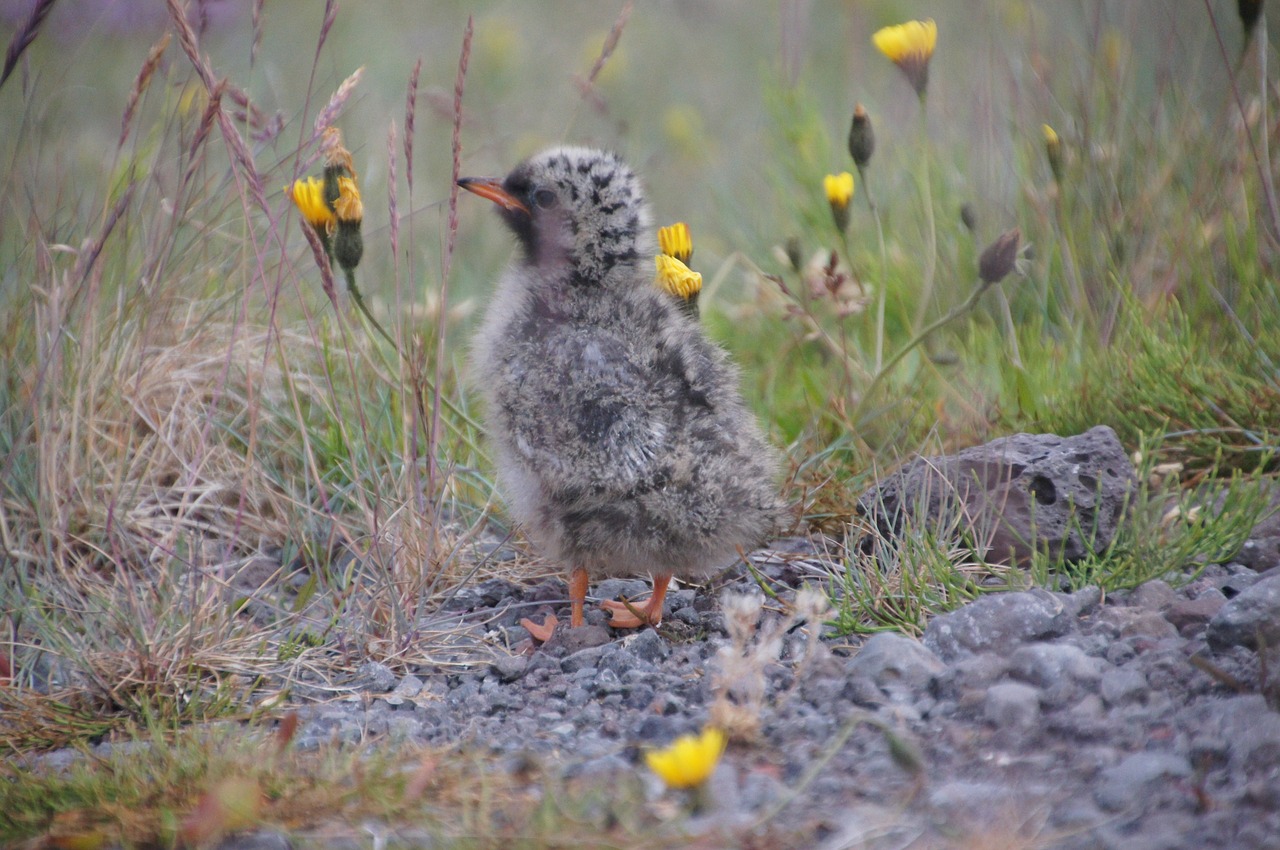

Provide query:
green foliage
left=1030, top=442, right=1276, bottom=592
left=1033, top=298, right=1280, bottom=472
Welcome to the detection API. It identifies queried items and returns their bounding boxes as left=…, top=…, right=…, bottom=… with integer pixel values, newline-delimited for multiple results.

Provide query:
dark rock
left=1206, top=573, right=1280, bottom=650
left=1163, top=589, right=1227, bottom=635
left=1234, top=485, right=1280, bottom=572
left=856, top=426, right=1135, bottom=565
left=923, top=590, right=1072, bottom=661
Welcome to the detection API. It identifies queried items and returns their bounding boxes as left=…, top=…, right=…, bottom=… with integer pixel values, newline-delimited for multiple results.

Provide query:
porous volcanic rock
left=858, top=425, right=1136, bottom=565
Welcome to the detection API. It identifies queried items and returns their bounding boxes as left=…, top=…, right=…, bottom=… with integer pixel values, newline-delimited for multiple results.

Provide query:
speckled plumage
left=464, top=147, right=781, bottom=617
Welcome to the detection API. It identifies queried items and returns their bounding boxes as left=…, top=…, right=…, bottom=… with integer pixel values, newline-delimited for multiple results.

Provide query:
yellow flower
left=824, top=172, right=855, bottom=232
left=873, top=18, right=937, bottom=98
left=334, top=175, right=363, bottom=223
left=288, top=176, right=336, bottom=233
left=655, top=254, right=702, bottom=301
left=658, top=222, right=693, bottom=264
left=1041, top=123, right=1059, bottom=146
left=824, top=172, right=855, bottom=208
left=645, top=727, right=725, bottom=789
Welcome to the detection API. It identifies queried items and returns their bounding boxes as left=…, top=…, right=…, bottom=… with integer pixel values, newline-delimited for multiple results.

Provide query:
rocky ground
left=158, top=520, right=1280, bottom=850
left=22, top=430, right=1280, bottom=849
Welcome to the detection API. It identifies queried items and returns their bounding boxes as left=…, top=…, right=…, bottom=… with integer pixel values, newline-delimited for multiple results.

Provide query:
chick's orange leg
left=569, top=566, right=589, bottom=628
left=601, top=572, right=672, bottom=628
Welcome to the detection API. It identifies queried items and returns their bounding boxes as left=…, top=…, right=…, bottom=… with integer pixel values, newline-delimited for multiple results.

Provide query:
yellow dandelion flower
left=645, top=727, right=725, bottom=789
left=1042, top=124, right=1063, bottom=184
left=334, top=175, right=363, bottom=223
left=824, top=172, right=855, bottom=232
left=658, top=222, right=693, bottom=264
left=824, top=172, right=855, bottom=208
left=873, top=18, right=937, bottom=98
left=655, top=254, right=702, bottom=301
left=288, top=176, right=336, bottom=233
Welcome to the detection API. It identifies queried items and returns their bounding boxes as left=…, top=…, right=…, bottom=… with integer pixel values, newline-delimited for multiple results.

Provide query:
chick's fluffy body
left=471, top=147, right=780, bottom=581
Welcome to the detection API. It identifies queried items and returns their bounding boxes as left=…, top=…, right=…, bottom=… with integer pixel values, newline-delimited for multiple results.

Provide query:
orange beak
left=457, top=176, right=528, bottom=214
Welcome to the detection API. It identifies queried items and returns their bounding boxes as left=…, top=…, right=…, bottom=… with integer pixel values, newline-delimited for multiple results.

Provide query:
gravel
left=34, top=532, right=1280, bottom=848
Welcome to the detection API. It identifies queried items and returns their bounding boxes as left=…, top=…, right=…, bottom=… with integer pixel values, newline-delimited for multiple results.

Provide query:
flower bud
left=978, top=228, right=1021, bottom=286
left=848, top=104, right=875, bottom=169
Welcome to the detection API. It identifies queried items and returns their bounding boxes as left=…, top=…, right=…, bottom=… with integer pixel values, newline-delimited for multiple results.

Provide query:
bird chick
left=460, top=147, right=782, bottom=631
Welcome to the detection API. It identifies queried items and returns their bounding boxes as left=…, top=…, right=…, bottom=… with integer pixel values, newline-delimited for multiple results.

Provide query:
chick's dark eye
left=532, top=188, right=558, bottom=209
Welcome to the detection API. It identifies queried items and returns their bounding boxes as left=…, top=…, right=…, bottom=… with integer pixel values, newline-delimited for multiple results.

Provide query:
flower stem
left=859, top=164, right=890, bottom=372
left=855, top=275, right=994, bottom=424
left=344, top=268, right=398, bottom=353
left=911, top=94, right=937, bottom=334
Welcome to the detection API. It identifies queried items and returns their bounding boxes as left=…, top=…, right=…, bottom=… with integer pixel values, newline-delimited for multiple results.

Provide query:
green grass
left=2, top=1, right=1279, bottom=846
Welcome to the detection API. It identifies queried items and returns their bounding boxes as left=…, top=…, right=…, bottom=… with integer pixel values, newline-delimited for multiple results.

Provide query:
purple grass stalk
left=71, top=183, right=136, bottom=307
left=119, top=33, right=172, bottom=148
left=0, top=0, right=57, bottom=90
left=405, top=58, right=421, bottom=194
left=251, top=0, right=265, bottom=67
left=586, top=0, right=632, bottom=87
left=311, top=67, right=364, bottom=144
left=387, top=120, right=400, bottom=263
left=184, top=81, right=224, bottom=175
left=165, top=0, right=215, bottom=90
left=301, top=221, right=339, bottom=306
left=315, top=0, right=338, bottom=64
left=572, top=1, right=631, bottom=114
left=428, top=15, right=472, bottom=491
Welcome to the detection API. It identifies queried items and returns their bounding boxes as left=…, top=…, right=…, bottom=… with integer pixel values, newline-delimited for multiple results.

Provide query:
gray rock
left=846, top=631, right=945, bottom=689
left=355, top=661, right=397, bottom=692
left=857, top=426, right=1135, bottom=565
left=1009, top=642, right=1104, bottom=690
left=1206, top=572, right=1280, bottom=650
left=491, top=654, right=529, bottom=683
left=560, top=645, right=607, bottom=673
left=214, top=829, right=292, bottom=850
left=392, top=674, right=425, bottom=697
left=983, top=681, right=1041, bottom=728
left=1094, top=751, right=1192, bottom=812
left=1099, top=667, right=1148, bottom=707
left=1130, top=580, right=1177, bottom=611
left=623, top=628, right=670, bottom=664
left=923, top=590, right=1072, bottom=661
left=1056, top=585, right=1104, bottom=619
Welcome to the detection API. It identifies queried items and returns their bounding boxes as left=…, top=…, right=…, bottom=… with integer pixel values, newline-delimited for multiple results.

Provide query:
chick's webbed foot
left=601, top=573, right=672, bottom=628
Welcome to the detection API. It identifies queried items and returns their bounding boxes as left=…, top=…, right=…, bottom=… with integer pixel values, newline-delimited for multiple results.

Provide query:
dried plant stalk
left=405, top=58, right=422, bottom=194
left=119, top=33, right=171, bottom=148
left=0, top=0, right=58, bottom=90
